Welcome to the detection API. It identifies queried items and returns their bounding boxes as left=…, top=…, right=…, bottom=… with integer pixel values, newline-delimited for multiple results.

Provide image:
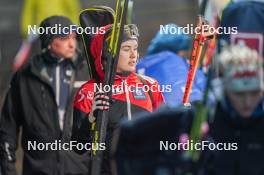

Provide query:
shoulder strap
left=136, top=74, right=154, bottom=105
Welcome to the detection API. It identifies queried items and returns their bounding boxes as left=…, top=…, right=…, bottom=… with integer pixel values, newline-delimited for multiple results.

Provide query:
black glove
left=88, top=92, right=110, bottom=123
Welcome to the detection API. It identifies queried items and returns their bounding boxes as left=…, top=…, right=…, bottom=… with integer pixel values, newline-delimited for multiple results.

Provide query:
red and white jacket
left=74, top=72, right=164, bottom=120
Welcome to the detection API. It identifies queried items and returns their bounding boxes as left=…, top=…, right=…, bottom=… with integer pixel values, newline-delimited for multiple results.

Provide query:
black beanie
left=39, top=15, right=75, bottom=49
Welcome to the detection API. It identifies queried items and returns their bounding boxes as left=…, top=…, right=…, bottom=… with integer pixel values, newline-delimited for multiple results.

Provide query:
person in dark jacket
left=202, top=45, right=264, bottom=175
left=0, top=16, right=89, bottom=175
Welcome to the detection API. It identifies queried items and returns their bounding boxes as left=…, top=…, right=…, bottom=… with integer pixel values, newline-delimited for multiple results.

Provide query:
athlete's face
left=226, top=89, right=263, bottom=118
left=116, top=40, right=138, bottom=73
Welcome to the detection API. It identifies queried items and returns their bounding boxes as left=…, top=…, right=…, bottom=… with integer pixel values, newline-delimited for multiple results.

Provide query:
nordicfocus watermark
left=160, top=24, right=238, bottom=35
left=27, top=140, right=106, bottom=151
left=160, top=140, right=238, bottom=151
left=94, top=83, right=172, bottom=93
left=28, top=24, right=106, bottom=35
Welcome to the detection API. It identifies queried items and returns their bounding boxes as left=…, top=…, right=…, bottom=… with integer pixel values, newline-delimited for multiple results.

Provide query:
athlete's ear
left=136, top=52, right=140, bottom=63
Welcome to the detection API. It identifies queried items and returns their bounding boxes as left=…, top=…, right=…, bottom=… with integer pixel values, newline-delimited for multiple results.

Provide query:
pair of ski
left=79, top=1, right=130, bottom=175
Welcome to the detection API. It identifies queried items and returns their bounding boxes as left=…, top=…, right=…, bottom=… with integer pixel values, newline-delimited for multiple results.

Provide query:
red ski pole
left=182, top=16, right=213, bottom=106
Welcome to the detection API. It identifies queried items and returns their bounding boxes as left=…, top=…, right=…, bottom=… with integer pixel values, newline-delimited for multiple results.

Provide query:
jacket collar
left=115, top=71, right=137, bottom=82
left=28, top=51, right=79, bottom=86
left=42, top=51, right=78, bottom=67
